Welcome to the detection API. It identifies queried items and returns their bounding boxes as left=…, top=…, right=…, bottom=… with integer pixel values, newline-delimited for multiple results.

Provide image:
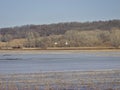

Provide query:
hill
left=0, top=20, right=120, bottom=49
left=0, top=20, right=120, bottom=38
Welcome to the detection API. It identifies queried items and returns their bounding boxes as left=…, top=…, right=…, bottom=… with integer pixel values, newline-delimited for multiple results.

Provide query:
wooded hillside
left=0, top=20, right=120, bottom=49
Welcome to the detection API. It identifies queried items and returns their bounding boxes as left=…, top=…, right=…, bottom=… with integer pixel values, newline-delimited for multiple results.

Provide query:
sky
left=0, top=0, right=120, bottom=28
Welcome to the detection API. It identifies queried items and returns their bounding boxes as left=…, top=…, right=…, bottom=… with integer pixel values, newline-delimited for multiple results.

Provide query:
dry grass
left=0, top=70, right=120, bottom=90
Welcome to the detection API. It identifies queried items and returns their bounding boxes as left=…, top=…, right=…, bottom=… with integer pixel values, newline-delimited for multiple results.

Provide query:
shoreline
left=1, top=69, right=119, bottom=75
left=0, top=46, right=120, bottom=50
left=0, top=48, right=120, bottom=54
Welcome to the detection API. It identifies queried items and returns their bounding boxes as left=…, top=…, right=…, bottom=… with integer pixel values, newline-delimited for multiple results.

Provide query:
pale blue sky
left=0, top=0, right=120, bottom=28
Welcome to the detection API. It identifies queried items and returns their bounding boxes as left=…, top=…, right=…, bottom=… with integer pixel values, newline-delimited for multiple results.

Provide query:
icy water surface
left=0, top=51, right=120, bottom=74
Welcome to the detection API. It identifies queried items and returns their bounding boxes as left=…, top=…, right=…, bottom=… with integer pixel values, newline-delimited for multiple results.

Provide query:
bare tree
left=110, top=29, right=120, bottom=48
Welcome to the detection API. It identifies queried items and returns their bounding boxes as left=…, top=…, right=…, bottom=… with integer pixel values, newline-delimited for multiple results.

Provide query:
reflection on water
left=0, top=51, right=120, bottom=74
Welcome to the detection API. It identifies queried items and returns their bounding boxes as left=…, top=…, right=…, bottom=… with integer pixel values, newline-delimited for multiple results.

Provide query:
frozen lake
left=0, top=51, right=120, bottom=74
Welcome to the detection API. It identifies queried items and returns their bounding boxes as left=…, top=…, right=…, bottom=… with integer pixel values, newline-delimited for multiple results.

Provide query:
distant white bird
left=54, top=42, right=58, bottom=45
left=65, top=41, right=68, bottom=45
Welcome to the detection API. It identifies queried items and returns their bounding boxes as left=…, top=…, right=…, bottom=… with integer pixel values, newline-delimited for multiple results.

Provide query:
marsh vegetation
left=0, top=70, right=120, bottom=90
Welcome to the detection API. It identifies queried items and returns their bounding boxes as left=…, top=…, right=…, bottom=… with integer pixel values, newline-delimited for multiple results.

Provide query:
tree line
left=0, top=20, right=120, bottom=39
left=0, top=20, right=120, bottom=49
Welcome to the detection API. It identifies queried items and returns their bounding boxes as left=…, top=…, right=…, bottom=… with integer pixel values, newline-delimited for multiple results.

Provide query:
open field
left=0, top=70, right=120, bottom=90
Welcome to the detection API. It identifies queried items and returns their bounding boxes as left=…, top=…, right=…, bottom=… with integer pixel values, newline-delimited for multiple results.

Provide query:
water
left=0, top=51, right=120, bottom=74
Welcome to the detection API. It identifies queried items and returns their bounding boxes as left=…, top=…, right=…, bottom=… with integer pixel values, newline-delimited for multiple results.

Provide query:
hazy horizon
left=0, top=0, right=120, bottom=28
